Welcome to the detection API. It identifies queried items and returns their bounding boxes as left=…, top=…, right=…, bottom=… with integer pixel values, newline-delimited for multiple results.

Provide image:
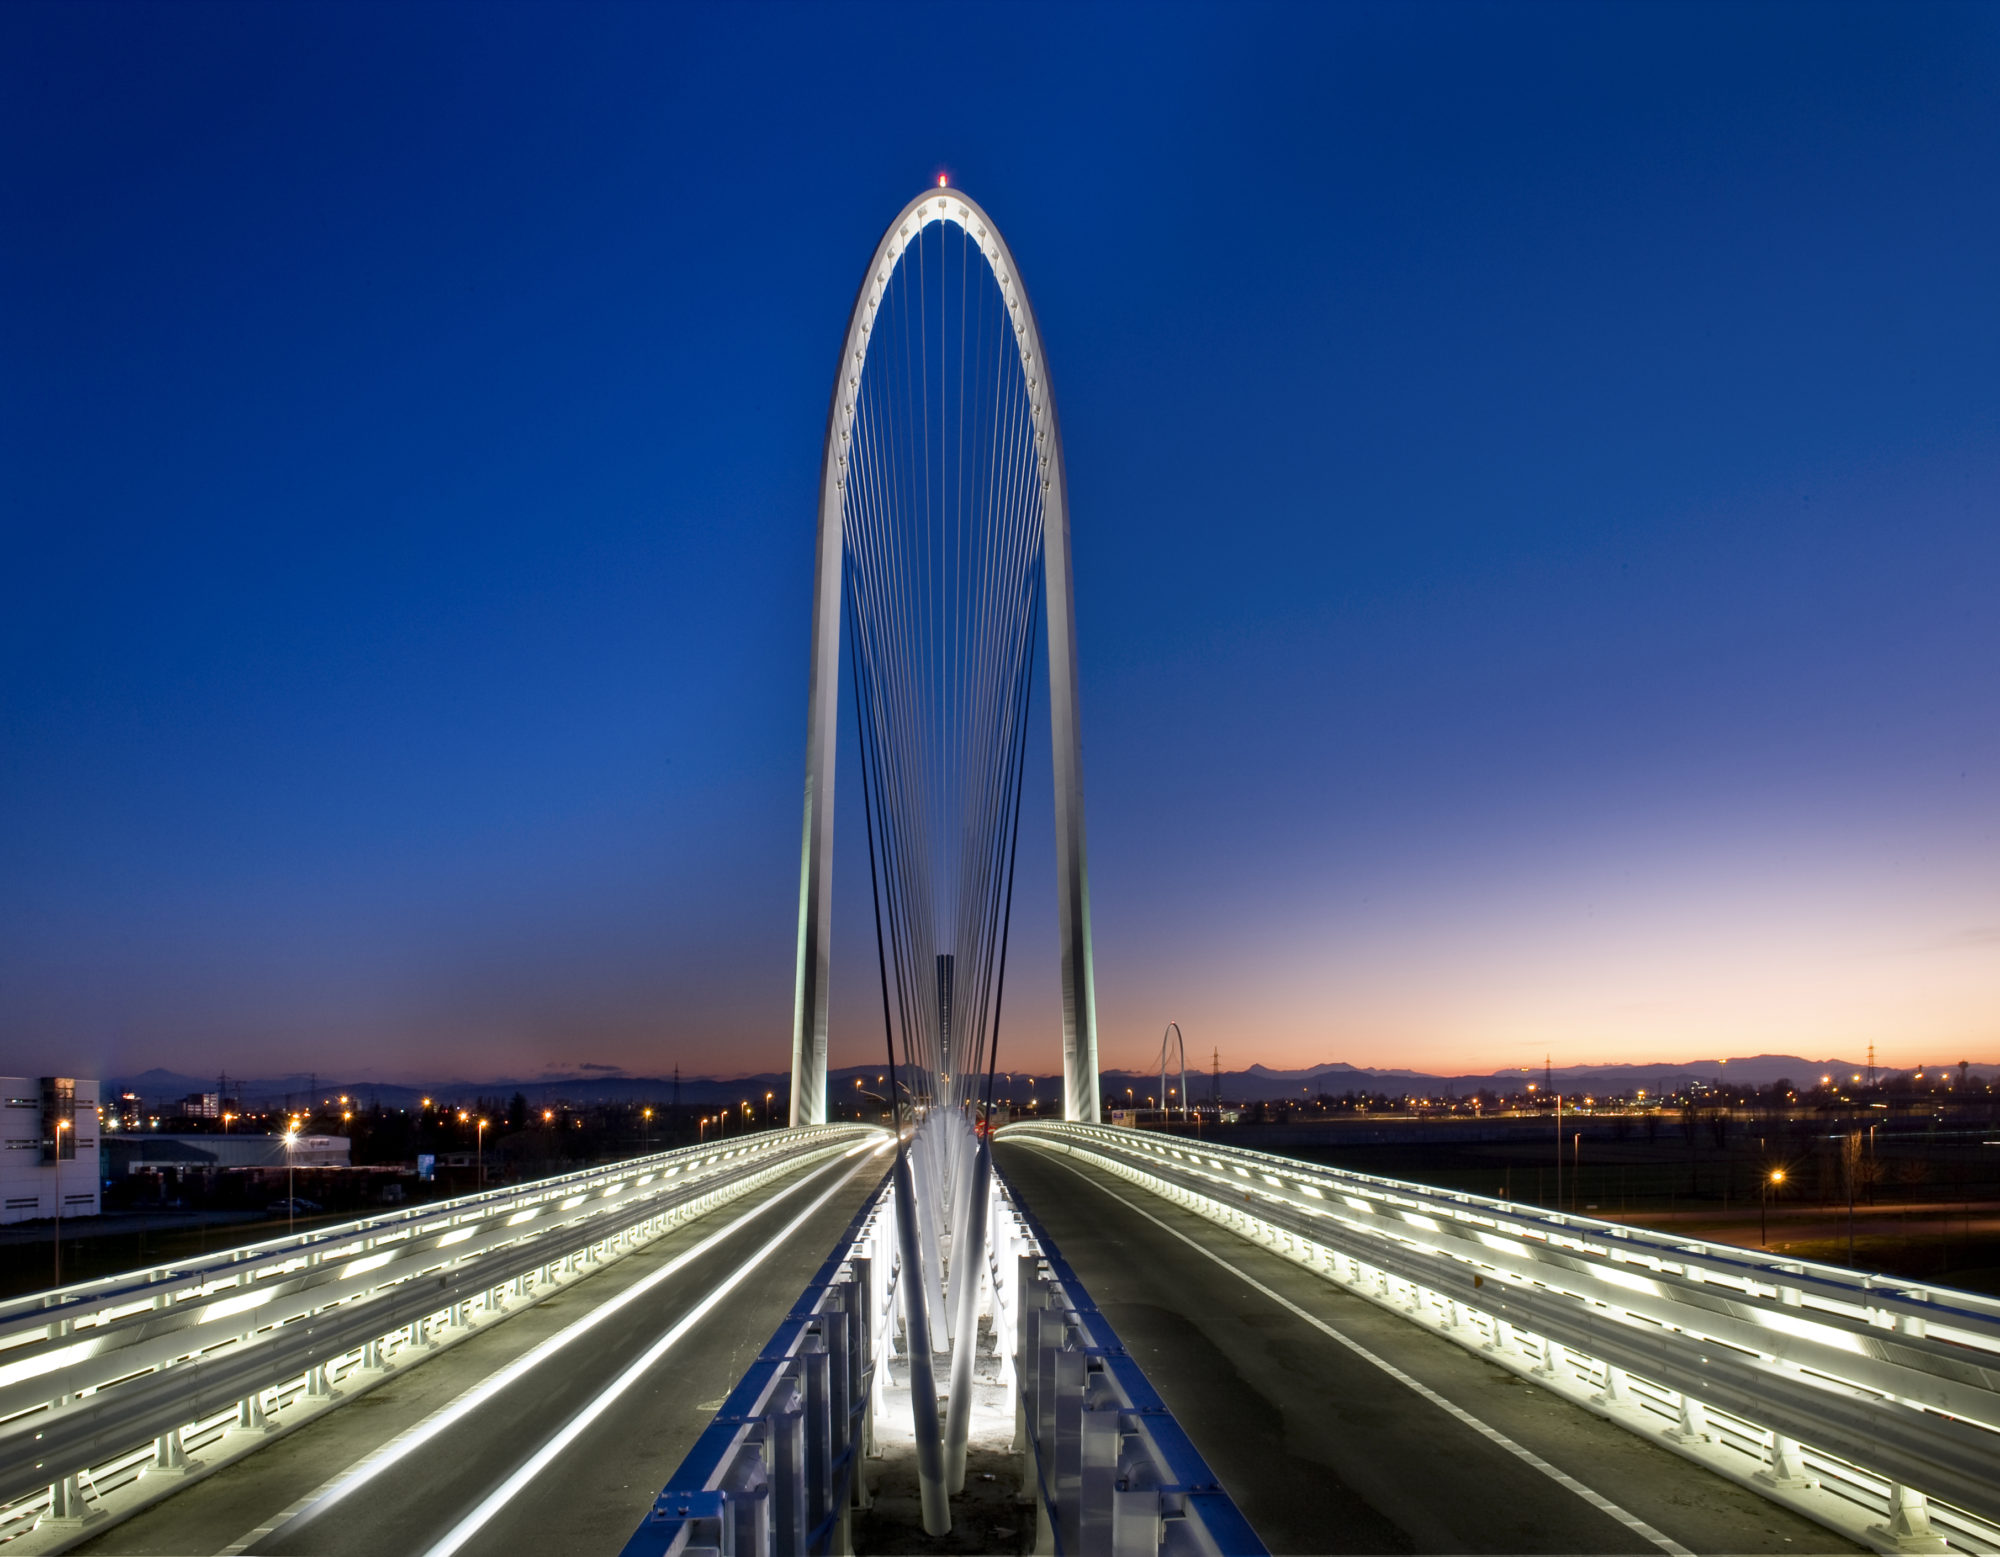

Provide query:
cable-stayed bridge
left=7, top=187, right=1999, bottom=1557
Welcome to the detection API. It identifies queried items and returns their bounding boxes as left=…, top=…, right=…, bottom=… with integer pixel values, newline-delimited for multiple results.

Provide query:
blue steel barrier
left=621, top=1153, right=1267, bottom=1557
left=1004, top=1174, right=1268, bottom=1557
left=621, top=1169, right=893, bottom=1557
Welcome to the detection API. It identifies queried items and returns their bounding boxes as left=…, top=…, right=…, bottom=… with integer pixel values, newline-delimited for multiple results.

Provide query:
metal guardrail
left=622, top=1147, right=1266, bottom=1557
left=1009, top=1122, right=2000, bottom=1556
left=0, top=1125, right=869, bottom=1544
left=621, top=1166, right=894, bottom=1557
left=1004, top=1176, right=1268, bottom=1557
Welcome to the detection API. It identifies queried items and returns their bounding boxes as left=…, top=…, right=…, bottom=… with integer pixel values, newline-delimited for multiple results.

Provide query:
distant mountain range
left=1138, top=1055, right=1992, bottom=1100
left=105, top=1052, right=1994, bottom=1113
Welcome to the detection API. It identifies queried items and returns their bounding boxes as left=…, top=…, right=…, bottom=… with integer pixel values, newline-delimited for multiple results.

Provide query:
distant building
left=100, top=1133, right=350, bottom=1178
left=1, top=1076, right=101, bottom=1225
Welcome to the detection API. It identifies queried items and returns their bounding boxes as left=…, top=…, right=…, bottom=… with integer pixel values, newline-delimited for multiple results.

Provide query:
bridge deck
left=69, top=1155, right=880, bottom=1557
left=996, top=1140, right=1861, bottom=1557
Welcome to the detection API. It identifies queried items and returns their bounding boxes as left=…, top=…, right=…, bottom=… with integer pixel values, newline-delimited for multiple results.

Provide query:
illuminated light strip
left=200, top=1290, right=277, bottom=1324
left=0, top=1337, right=95, bottom=1388
left=416, top=1142, right=889, bottom=1557
left=1036, top=1149, right=1695, bottom=1557
left=218, top=1136, right=885, bottom=1555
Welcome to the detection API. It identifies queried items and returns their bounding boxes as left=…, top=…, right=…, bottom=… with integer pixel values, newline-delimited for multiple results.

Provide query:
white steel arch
left=790, top=185, right=1099, bottom=1127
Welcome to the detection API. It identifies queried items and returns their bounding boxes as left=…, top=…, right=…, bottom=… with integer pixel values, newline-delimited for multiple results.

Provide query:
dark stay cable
left=984, top=574, right=1042, bottom=1115
left=847, top=570, right=908, bottom=1147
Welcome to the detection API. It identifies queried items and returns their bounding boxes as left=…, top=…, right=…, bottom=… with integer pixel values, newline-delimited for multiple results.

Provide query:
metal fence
left=1004, top=1181, right=1268, bottom=1557
left=1009, top=1121, right=2000, bottom=1555
left=622, top=1146, right=1265, bottom=1557
left=620, top=1166, right=894, bottom=1557
left=0, top=1125, right=870, bottom=1547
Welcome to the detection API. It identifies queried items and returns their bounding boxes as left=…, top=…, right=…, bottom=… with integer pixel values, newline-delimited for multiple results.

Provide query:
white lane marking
left=218, top=1140, right=883, bottom=1555
left=417, top=1144, right=886, bottom=1557
left=1034, top=1150, right=1695, bottom=1557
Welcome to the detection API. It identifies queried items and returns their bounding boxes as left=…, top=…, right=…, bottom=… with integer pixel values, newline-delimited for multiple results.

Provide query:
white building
left=1, top=1077, right=101, bottom=1225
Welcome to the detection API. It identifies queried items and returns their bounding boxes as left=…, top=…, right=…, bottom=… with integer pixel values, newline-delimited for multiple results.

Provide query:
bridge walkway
left=71, top=1151, right=882, bottom=1557
left=997, top=1140, right=1861, bottom=1557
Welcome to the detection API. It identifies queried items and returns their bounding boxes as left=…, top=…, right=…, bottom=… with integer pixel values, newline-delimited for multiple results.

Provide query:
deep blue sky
left=3, top=2, right=1995, bottom=1085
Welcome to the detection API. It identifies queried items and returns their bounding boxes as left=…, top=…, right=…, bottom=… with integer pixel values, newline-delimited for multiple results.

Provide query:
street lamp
left=52, top=1118, right=70, bottom=1286
left=765, top=1091, right=774, bottom=1127
left=283, top=1125, right=300, bottom=1236
left=1762, top=1167, right=1785, bottom=1246
left=476, top=1118, right=488, bottom=1190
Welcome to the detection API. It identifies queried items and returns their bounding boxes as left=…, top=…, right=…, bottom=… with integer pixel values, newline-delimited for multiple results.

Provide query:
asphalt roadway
left=75, top=1142, right=890, bottom=1557
left=995, top=1139, right=1863, bottom=1557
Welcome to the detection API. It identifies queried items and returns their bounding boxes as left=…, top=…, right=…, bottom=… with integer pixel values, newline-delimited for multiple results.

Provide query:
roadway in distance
left=995, top=1139, right=1862, bottom=1557
left=73, top=1146, right=886, bottom=1557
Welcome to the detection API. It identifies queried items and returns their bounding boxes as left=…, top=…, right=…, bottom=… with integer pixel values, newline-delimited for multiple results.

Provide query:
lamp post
left=764, top=1091, right=774, bottom=1128
left=1553, top=1091, right=1562, bottom=1212
left=476, top=1118, right=487, bottom=1191
left=52, top=1118, right=70, bottom=1286
left=1762, top=1167, right=1785, bottom=1246
left=1847, top=1131, right=1859, bottom=1264
left=283, top=1126, right=300, bottom=1236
